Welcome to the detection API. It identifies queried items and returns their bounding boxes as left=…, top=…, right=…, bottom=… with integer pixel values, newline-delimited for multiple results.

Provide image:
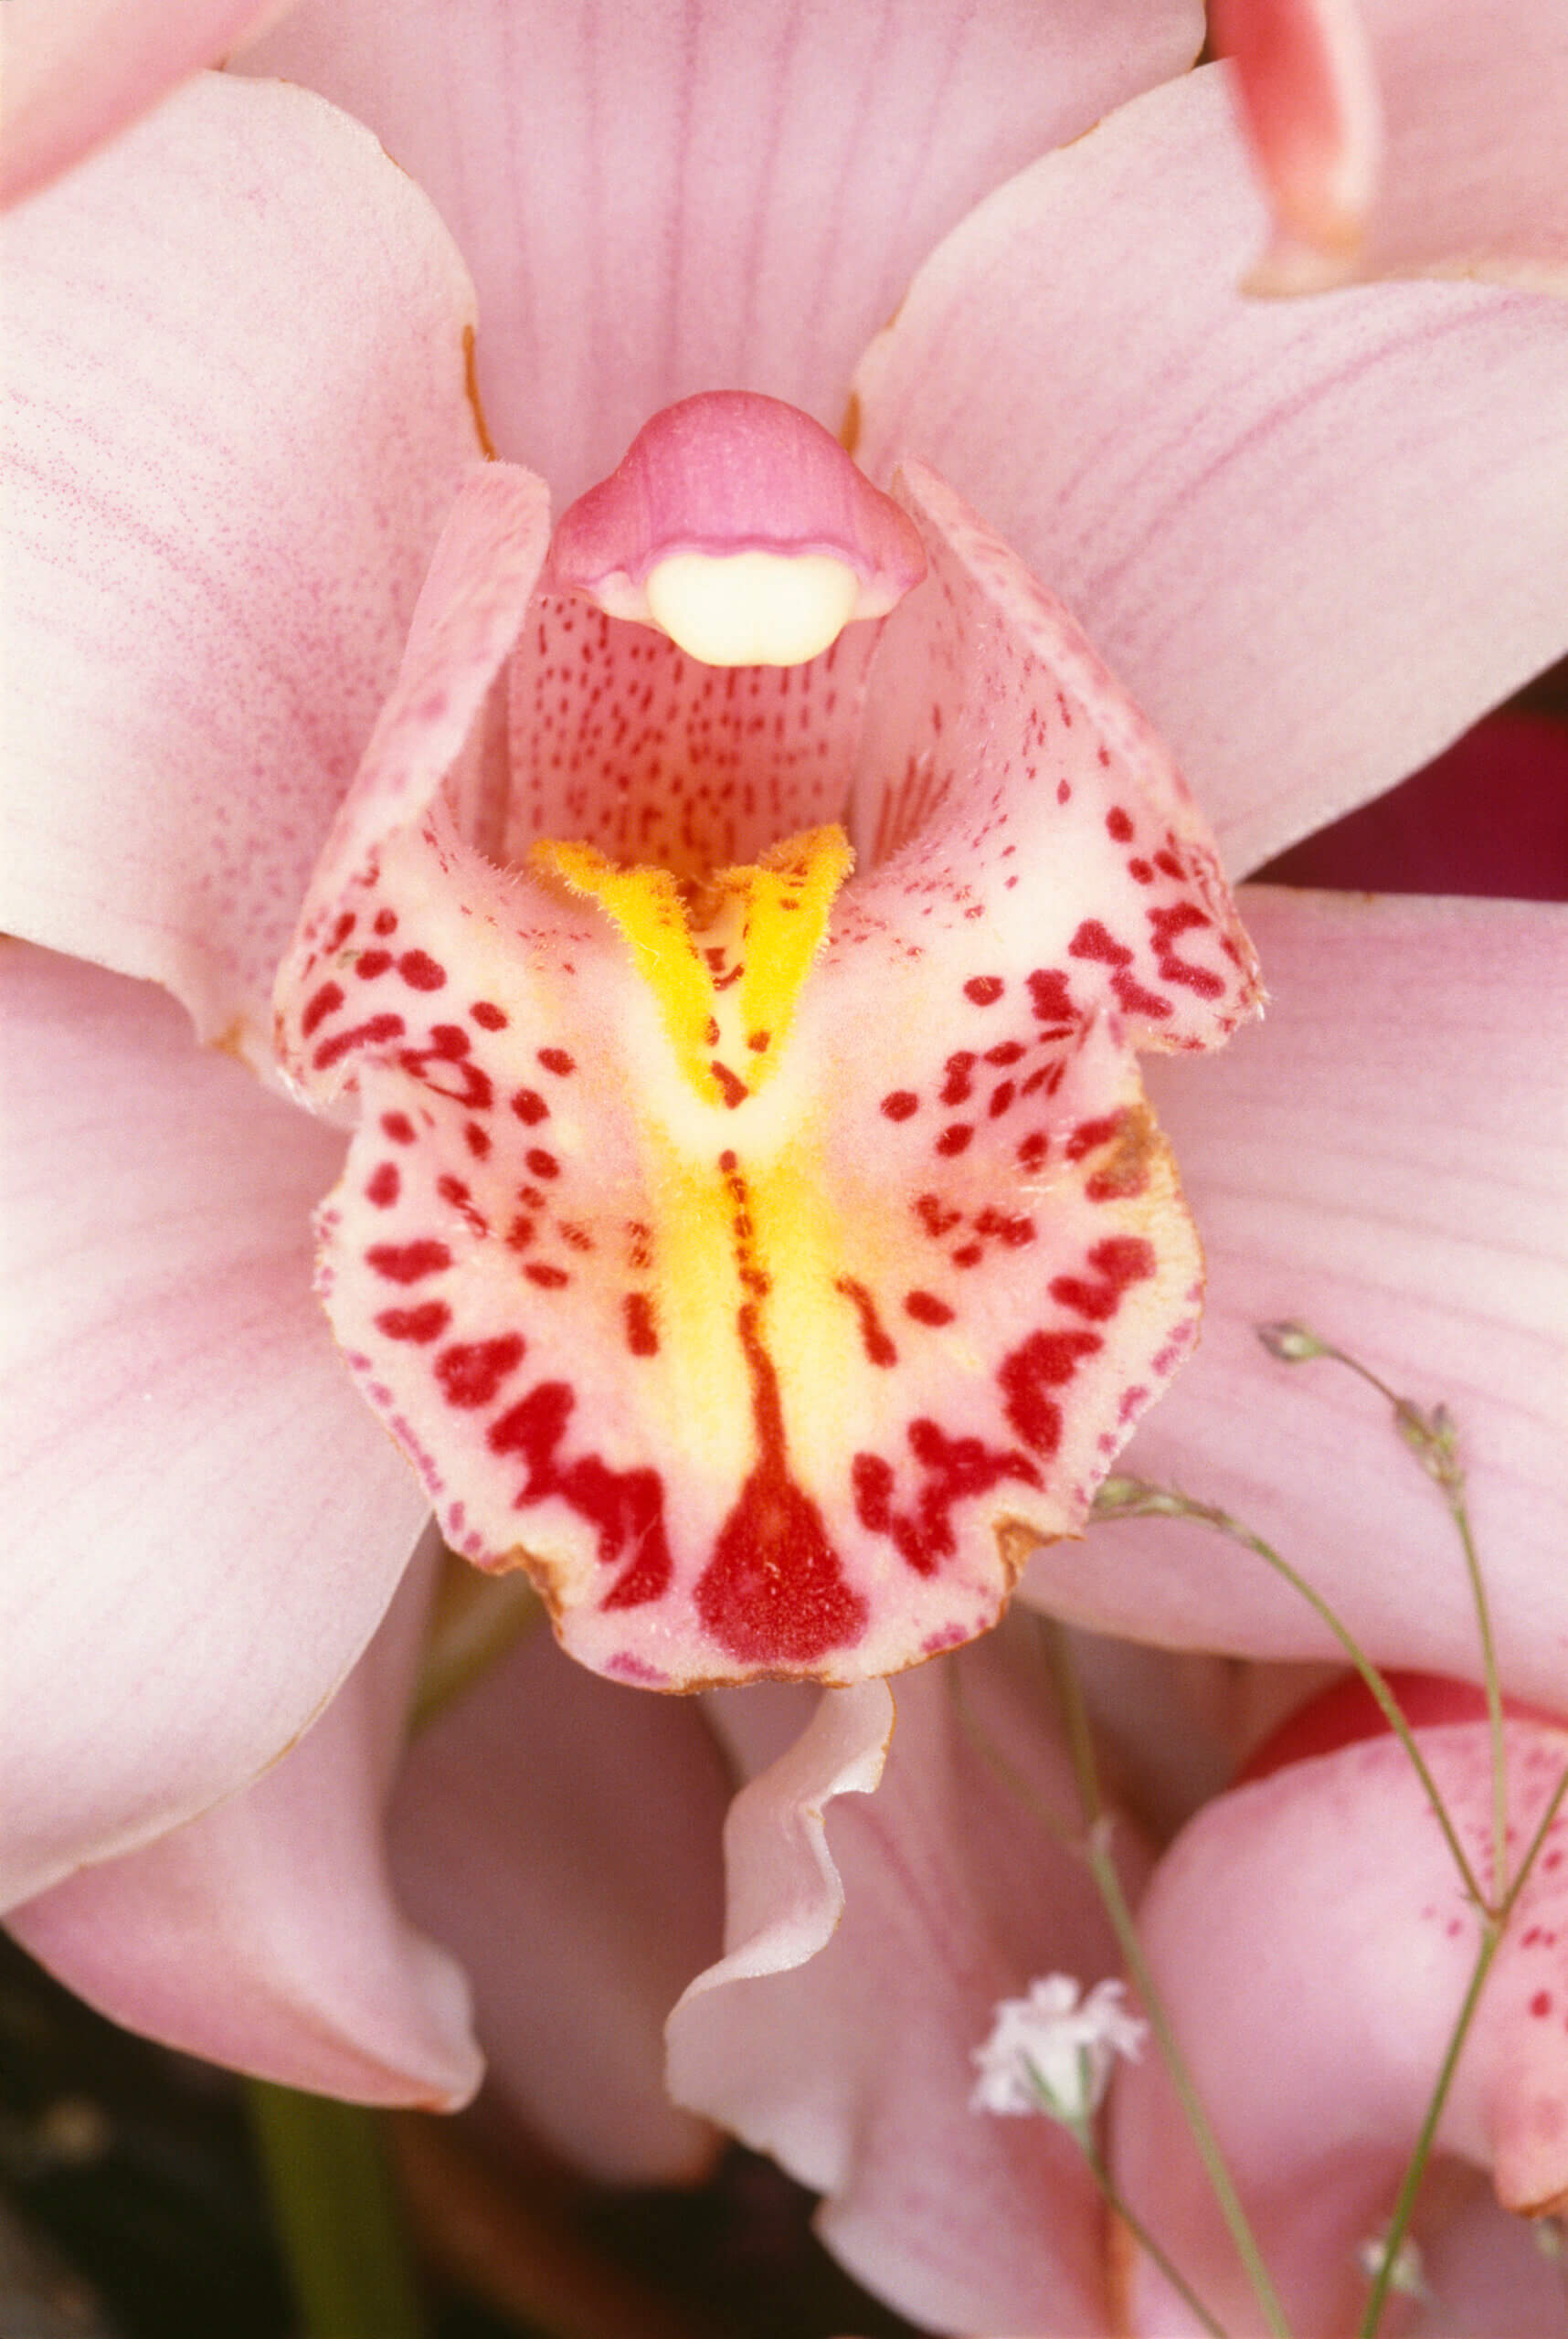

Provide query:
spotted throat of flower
left=274, top=392, right=1262, bottom=1689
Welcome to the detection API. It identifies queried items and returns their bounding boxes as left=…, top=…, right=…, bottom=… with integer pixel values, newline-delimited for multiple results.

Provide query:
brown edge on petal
left=464, top=324, right=498, bottom=460
left=839, top=392, right=862, bottom=459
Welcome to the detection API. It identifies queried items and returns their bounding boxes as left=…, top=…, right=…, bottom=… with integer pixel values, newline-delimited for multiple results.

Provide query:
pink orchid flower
left=2, top=0, right=1564, bottom=2221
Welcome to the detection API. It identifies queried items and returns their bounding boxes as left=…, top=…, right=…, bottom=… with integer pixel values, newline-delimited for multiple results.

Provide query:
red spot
left=940, top=1051, right=978, bottom=1106
left=355, top=949, right=393, bottom=979
left=436, top=1334, right=524, bottom=1408
left=471, top=1001, right=508, bottom=1030
left=375, top=1301, right=450, bottom=1343
left=398, top=949, right=447, bottom=990
left=1067, top=1113, right=1123, bottom=1162
left=525, top=1148, right=560, bottom=1180
left=1017, top=1131, right=1050, bottom=1172
left=989, top=1081, right=1016, bottom=1117
left=488, top=1380, right=672, bottom=1608
left=964, top=976, right=1005, bottom=1005
left=398, top=1026, right=493, bottom=1108
left=505, top=1215, right=535, bottom=1251
left=1149, top=902, right=1225, bottom=999
left=935, top=1123, right=973, bottom=1157
left=999, top=1327, right=1104, bottom=1454
left=381, top=1112, right=416, bottom=1144
left=510, top=1088, right=549, bottom=1125
left=314, top=1011, right=407, bottom=1071
left=1532, top=1991, right=1554, bottom=2018
left=327, top=911, right=356, bottom=949
left=1050, top=1235, right=1157, bottom=1321
left=365, top=1162, right=400, bottom=1208
left=853, top=1418, right=1039, bottom=1577
left=905, top=1291, right=954, bottom=1327
left=302, top=982, right=344, bottom=1038
left=538, top=1047, right=576, bottom=1075
left=374, top=908, right=398, bottom=937
left=952, top=1244, right=984, bottom=1268
left=836, top=1277, right=897, bottom=1367
left=367, top=1239, right=451, bottom=1284
left=696, top=1449, right=868, bottom=1662
left=623, top=1293, right=659, bottom=1356
left=915, top=1192, right=961, bottom=1238
left=881, top=1091, right=919, bottom=1121
left=524, top=1263, right=570, bottom=1288
left=1069, top=918, right=1126, bottom=967
left=464, top=1120, right=492, bottom=1159
left=1154, top=849, right=1184, bottom=879
left=1026, top=969, right=1075, bottom=1025
left=1106, top=807, right=1135, bottom=843
left=711, top=1059, right=749, bottom=1108
left=1128, top=858, right=1154, bottom=884
left=975, top=1208, right=1035, bottom=1248
left=985, top=1041, right=1026, bottom=1066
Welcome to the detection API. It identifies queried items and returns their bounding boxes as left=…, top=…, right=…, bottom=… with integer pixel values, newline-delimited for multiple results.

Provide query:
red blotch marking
left=905, top=1291, right=954, bottom=1327
left=1106, top=807, right=1135, bottom=843
left=559, top=1222, right=594, bottom=1254
left=381, top=1111, right=416, bottom=1144
left=327, top=911, right=356, bottom=949
left=1017, top=1131, right=1050, bottom=1172
left=1068, top=917, right=1172, bottom=1021
left=1066, top=1113, right=1123, bottom=1162
left=471, top=1000, right=508, bottom=1030
left=985, top=1041, right=1026, bottom=1067
left=374, top=908, right=398, bottom=937
left=964, top=976, right=1005, bottom=1006
left=747, top=1029, right=771, bottom=1053
left=711, top=1059, right=749, bottom=1108
left=1128, top=858, right=1154, bottom=884
left=314, top=1011, right=407, bottom=1071
left=375, top=1301, right=450, bottom=1344
left=999, top=1327, right=1104, bottom=1455
left=952, top=1244, right=984, bottom=1269
left=1154, top=849, right=1184, bottom=879
left=437, top=1172, right=490, bottom=1236
left=525, top=1148, right=560, bottom=1180
left=1056, top=778, right=1070, bottom=805
left=525, top=1263, right=570, bottom=1289
left=1049, top=1235, right=1157, bottom=1321
left=398, top=1025, right=493, bottom=1109
left=365, top=1162, right=400, bottom=1208
left=989, top=1081, right=1016, bottom=1118
left=436, top=1334, right=524, bottom=1409
left=505, top=1215, right=535, bottom=1251
left=1026, top=968, right=1075, bottom=1024
left=916, top=1192, right=961, bottom=1238
left=464, top=1120, right=493, bottom=1159
left=975, top=1208, right=1035, bottom=1248
left=936, top=1123, right=974, bottom=1158
left=489, top=1380, right=672, bottom=1608
left=538, top=1047, right=576, bottom=1075
left=836, top=1277, right=897, bottom=1367
left=367, top=1239, right=452, bottom=1284
left=940, top=1052, right=977, bottom=1106
left=1532, top=1991, right=1554, bottom=2018
left=510, top=1088, right=549, bottom=1125
left=853, top=1418, right=1039, bottom=1578
left=1149, top=902, right=1225, bottom=999
left=355, top=949, right=393, bottom=979
left=398, top=949, right=447, bottom=991
left=302, top=981, right=344, bottom=1038
left=623, top=1293, right=659, bottom=1356
left=881, top=1090, right=919, bottom=1121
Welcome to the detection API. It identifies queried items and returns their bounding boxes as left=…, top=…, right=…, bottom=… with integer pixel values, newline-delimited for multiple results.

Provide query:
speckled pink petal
left=1212, top=0, right=1568, bottom=295
left=0, top=0, right=288, bottom=207
left=669, top=1623, right=1146, bottom=2334
left=7, top=1548, right=482, bottom=2110
left=1, top=70, right=484, bottom=1061
left=388, top=1621, right=729, bottom=2183
left=852, top=66, right=1568, bottom=880
left=238, top=0, right=1202, bottom=498
left=0, top=947, right=429, bottom=1910
left=1111, top=1715, right=1568, bottom=2334
left=1022, top=888, right=1568, bottom=1709
left=275, top=439, right=1256, bottom=1688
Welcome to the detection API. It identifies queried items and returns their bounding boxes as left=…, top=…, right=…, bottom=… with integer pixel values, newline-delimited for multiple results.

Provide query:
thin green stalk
left=1094, top=1481, right=1486, bottom=1910
left=246, top=2080, right=426, bottom=2339
left=1503, top=1757, right=1568, bottom=1921
left=1044, top=1625, right=1293, bottom=2339
left=1078, top=2133, right=1228, bottom=2338
left=1447, top=1487, right=1509, bottom=1906
left=1357, top=1927, right=1500, bottom=2339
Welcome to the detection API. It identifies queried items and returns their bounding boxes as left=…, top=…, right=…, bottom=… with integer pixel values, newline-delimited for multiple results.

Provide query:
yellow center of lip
left=531, top=824, right=853, bottom=1110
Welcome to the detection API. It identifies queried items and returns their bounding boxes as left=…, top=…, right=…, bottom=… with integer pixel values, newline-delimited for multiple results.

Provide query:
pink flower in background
left=2, top=4, right=1566, bottom=2324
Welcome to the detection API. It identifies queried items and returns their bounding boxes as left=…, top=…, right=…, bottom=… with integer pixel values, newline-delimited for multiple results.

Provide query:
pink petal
left=1, top=69, right=484, bottom=1058
left=668, top=1624, right=1146, bottom=2333
left=7, top=1548, right=482, bottom=2110
left=0, top=947, right=429, bottom=1908
left=1021, top=888, right=1568, bottom=1708
left=852, top=66, right=1568, bottom=878
left=272, top=448, right=1256, bottom=1688
left=1111, top=1718, right=1568, bottom=2332
left=388, top=1620, right=729, bottom=2183
left=1212, top=0, right=1568, bottom=295
left=0, top=0, right=288, bottom=208
left=238, top=0, right=1202, bottom=498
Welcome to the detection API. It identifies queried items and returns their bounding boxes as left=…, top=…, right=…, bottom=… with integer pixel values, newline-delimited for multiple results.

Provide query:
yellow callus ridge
left=534, top=825, right=853, bottom=1107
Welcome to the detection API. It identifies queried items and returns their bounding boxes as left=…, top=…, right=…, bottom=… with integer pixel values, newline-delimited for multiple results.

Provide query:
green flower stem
left=246, top=2080, right=427, bottom=2339
left=1076, top=2131, right=1228, bottom=2339
left=1045, top=1625, right=1293, bottom=2339
left=1447, top=1487, right=1509, bottom=1906
left=1094, top=1482, right=1486, bottom=1911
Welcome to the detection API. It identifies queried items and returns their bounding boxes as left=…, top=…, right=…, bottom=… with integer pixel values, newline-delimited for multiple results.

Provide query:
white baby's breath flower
left=971, top=1974, right=1147, bottom=2128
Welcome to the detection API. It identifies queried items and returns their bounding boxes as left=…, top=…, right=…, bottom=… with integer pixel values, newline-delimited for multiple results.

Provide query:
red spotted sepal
left=275, top=403, right=1260, bottom=1688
